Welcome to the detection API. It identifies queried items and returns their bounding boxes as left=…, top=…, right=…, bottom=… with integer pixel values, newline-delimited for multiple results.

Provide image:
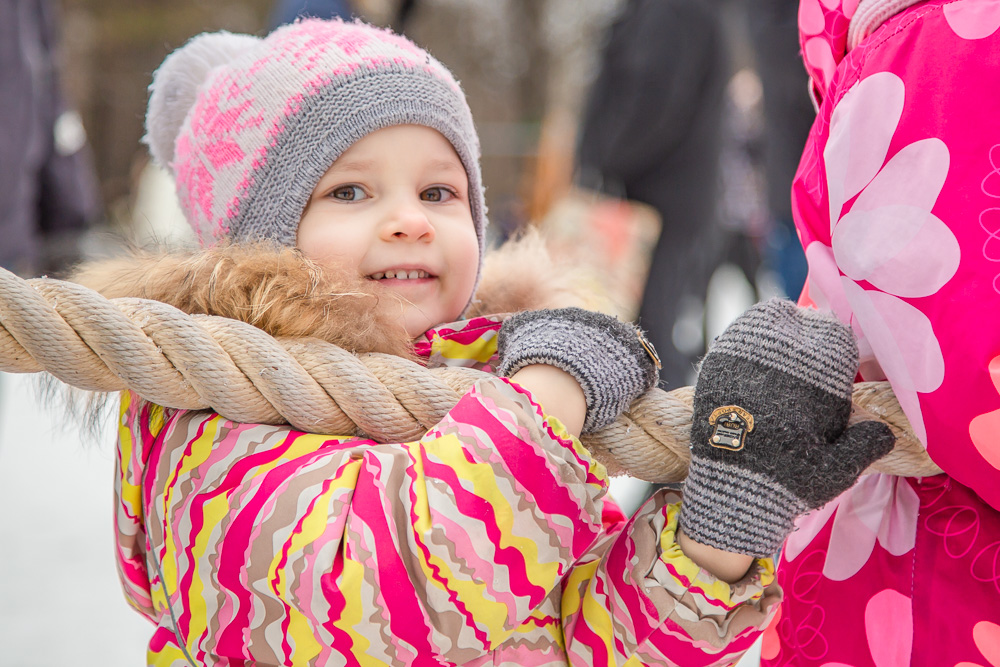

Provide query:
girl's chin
left=398, top=305, right=467, bottom=340
left=401, top=315, right=436, bottom=340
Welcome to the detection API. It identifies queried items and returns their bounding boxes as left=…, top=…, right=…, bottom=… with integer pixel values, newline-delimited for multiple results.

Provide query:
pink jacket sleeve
left=562, top=491, right=779, bottom=667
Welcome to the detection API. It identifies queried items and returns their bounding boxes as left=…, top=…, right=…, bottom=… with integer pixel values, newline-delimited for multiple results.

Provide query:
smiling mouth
left=368, top=269, right=432, bottom=281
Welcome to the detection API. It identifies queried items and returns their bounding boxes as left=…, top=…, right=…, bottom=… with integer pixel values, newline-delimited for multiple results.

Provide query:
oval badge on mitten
left=679, top=299, right=896, bottom=558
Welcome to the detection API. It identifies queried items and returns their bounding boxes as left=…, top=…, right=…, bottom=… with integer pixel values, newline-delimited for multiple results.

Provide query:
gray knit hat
left=145, top=18, right=486, bottom=259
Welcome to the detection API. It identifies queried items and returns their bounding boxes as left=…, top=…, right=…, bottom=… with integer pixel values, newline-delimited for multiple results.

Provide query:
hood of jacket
left=70, top=231, right=590, bottom=359
left=799, top=0, right=924, bottom=105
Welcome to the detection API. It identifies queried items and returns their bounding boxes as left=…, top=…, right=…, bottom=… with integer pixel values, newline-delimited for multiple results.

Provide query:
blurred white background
left=0, top=372, right=150, bottom=665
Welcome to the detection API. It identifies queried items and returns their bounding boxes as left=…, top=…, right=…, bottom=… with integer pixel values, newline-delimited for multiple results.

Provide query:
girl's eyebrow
left=328, top=159, right=376, bottom=173
left=426, top=159, right=464, bottom=173
left=327, top=159, right=461, bottom=173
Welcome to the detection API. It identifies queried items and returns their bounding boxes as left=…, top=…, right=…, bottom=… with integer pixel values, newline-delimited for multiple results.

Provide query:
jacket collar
left=847, top=0, right=925, bottom=50
left=799, top=0, right=923, bottom=105
left=414, top=315, right=503, bottom=370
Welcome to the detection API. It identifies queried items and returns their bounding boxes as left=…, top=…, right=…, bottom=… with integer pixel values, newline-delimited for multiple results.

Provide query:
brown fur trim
left=466, top=230, right=589, bottom=318
left=71, top=243, right=415, bottom=358
left=70, top=232, right=587, bottom=356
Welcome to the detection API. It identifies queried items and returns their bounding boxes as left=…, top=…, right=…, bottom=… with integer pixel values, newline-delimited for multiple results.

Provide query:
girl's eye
left=421, top=186, right=456, bottom=203
left=330, top=185, right=367, bottom=201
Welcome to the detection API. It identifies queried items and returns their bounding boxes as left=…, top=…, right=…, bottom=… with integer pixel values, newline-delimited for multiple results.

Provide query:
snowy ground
left=0, top=373, right=152, bottom=665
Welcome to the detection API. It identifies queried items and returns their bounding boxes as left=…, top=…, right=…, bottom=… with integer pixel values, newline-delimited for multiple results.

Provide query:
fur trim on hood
left=71, top=231, right=588, bottom=357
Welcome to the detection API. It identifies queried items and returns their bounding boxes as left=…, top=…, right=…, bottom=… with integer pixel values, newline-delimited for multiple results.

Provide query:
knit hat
left=144, top=18, right=486, bottom=260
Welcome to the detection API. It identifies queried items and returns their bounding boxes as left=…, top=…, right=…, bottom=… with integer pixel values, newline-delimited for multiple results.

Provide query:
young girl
left=753, top=0, right=1000, bottom=664
left=79, top=18, right=891, bottom=666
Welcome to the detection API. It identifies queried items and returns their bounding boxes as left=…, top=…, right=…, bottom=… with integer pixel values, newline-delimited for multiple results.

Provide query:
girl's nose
left=381, top=199, right=435, bottom=242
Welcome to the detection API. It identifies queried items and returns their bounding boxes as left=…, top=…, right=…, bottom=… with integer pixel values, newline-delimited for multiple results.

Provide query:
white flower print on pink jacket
left=762, top=1, right=1000, bottom=666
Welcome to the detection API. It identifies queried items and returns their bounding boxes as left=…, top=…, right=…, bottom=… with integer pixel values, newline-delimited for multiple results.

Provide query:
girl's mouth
left=368, top=269, right=432, bottom=281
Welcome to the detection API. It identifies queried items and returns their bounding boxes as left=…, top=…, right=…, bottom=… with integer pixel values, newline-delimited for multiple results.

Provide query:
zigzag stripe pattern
left=116, top=376, right=779, bottom=665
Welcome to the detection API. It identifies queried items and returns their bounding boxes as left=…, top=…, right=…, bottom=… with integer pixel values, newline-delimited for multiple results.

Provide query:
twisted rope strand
left=0, top=267, right=942, bottom=482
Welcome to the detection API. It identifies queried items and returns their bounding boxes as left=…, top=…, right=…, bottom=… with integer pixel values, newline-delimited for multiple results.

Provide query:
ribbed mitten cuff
left=497, top=308, right=659, bottom=433
left=679, top=457, right=808, bottom=558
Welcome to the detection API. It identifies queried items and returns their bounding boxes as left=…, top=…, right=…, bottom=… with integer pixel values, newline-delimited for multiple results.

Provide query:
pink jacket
left=766, top=1, right=1000, bottom=664
left=115, top=315, right=779, bottom=666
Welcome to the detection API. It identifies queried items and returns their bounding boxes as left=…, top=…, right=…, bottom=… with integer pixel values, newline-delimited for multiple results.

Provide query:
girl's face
left=297, top=125, right=480, bottom=338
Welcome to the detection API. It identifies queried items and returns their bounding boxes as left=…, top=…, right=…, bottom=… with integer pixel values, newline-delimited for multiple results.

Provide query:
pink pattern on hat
left=333, top=25, right=371, bottom=54
left=173, top=135, right=211, bottom=240
left=175, top=76, right=263, bottom=240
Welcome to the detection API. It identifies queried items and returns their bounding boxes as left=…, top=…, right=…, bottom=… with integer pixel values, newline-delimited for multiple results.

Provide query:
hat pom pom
left=144, top=31, right=260, bottom=170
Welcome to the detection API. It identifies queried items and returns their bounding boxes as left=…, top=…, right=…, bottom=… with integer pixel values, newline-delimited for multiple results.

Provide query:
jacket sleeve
left=114, top=391, right=169, bottom=621
left=561, top=490, right=780, bottom=667
left=128, top=377, right=609, bottom=664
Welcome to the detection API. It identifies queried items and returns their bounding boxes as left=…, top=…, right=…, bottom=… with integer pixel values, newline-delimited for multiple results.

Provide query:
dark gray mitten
left=679, top=298, right=895, bottom=558
left=497, top=308, right=660, bottom=433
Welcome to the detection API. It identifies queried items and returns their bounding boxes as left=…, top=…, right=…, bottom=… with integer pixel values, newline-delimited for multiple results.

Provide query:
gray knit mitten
left=497, top=308, right=660, bottom=433
left=679, top=299, right=895, bottom=558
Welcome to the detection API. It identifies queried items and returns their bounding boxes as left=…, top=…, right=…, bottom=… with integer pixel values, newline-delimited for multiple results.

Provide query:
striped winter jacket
left=104, top=248, right=779, bottom=667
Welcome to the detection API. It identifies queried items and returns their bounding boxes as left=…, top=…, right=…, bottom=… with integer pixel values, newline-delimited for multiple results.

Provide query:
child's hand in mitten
left=679, top=299, right=895, bottom=559
left=497, top=308, right=660, bottom=434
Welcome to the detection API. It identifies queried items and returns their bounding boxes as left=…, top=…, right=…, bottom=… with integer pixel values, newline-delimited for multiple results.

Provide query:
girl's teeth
left=372, top=270, right=428, bottom=280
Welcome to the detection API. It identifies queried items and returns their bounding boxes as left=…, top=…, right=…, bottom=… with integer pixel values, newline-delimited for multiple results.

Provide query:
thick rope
left=0, top=267, right=942, bottom=482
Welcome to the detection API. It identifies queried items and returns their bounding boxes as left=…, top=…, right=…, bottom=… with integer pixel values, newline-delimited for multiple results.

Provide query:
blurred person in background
left=269, top=0, right=416, bottom=32
left=270, top=0, right=354, bottom=29
left=0, top=0, right=102, bottom=278
left=747, top=0, right=812, bottom=299
left=574, top=0, right=730, bottom=390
